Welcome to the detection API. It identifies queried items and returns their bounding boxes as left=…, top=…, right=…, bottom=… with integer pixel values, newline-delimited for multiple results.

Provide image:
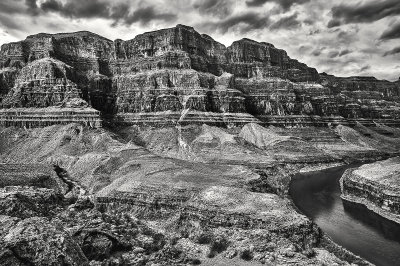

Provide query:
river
left=289, top=164, right=400, bottom=266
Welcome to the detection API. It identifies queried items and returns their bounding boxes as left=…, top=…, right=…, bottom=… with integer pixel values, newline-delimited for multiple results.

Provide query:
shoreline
left=287, top=156, right=400, bottom=266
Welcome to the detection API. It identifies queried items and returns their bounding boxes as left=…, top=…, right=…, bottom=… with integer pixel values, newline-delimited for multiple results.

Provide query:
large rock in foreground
left=0, top=216, right=89, bottom=265
left=340, top=157, right=400, bottom=223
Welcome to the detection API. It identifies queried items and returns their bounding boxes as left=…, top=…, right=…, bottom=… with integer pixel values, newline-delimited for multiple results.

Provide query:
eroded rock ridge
left=0, top=24, right=399, bottom=128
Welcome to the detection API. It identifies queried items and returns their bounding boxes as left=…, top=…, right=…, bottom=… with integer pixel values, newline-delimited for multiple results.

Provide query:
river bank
left=290, top=162, right=400, bottom=266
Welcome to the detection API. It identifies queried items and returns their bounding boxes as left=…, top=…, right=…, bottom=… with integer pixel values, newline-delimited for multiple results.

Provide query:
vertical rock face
left=1, top=58, right=80, bottom=108
left=225, top=39, right=319, bottom=82
left=0, top=68, right=18, bottom=98
left=320, top=74, right=400, bottom=119
left=0, top=24, right=399, bottom=127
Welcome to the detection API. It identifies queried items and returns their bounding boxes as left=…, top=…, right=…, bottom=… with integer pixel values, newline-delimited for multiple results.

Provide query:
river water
left=289, top=164, right=400, bottom=266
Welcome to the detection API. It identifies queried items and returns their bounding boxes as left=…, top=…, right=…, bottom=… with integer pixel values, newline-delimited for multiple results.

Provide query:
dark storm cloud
left=200, top=12, right=270, bottom=33
left=193, top=0, right=233, bottom=18
left=41, top=0, right=109, bottom=18
left=328, top=0, right=400, bottom=28
left=246, top=0, right=311, bottom=11
left=40, top=0, right=176, bottom=25
left=384, top=46, right=400, bottom=56
left=0, top=13, right=25, bottom=30
left=25, top=0, right=39, bottom=13
left=380, top=22, right=400, bottom=40
left=41, top=0, right=63, bottom=12
left=121, top=7, right=176, bottom=26
left=0, top=0, right=38, bottom=15
left=269, top=13, right=301, bottom=30
left=339, top=49, right=352, bottom=56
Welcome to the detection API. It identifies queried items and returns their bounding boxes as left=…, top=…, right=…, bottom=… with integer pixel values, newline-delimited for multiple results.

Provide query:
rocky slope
left=341, top=157, right=400, bottom=224
left=1, top=122, right=394, bottom=265
left=0, top=24, right=399, bottom=128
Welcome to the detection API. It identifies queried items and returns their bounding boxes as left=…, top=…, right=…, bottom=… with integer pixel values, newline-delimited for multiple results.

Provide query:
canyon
left=0, top=24, right=399, bottom=128
left=0, top=24, right=400, bottom=265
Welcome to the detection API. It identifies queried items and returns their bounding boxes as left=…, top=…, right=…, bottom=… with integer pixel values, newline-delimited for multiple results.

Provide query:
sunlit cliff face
left=0, top=0, right=399, bottom=81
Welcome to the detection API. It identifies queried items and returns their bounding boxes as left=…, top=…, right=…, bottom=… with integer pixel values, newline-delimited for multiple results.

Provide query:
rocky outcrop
left=2, top=24, right=399, bottom=128
left=0, top=186, right=63, bottom=218
left=340, top=157, right=400, bottom=223
left=0, top=216, right=89, bottom=266
left=0, top=164, right=63, bottom=191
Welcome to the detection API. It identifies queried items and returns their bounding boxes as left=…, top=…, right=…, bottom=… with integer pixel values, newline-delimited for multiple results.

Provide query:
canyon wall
left=0, top=24, right=399, bottom=127
left=340, top=157, right=400, bottom=224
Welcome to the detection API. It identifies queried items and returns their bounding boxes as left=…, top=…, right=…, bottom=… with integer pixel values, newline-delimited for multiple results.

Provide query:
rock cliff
left=340, top=157, right=400, bottom=224
left=1, top=24, right=399, bottom=128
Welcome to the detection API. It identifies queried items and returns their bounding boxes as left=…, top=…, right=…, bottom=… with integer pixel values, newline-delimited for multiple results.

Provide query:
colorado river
left=289, top=164, right=400, bottom=266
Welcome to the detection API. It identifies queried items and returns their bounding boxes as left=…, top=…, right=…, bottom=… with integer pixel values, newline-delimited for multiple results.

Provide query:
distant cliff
left=0, top=24, right=399, bottom=127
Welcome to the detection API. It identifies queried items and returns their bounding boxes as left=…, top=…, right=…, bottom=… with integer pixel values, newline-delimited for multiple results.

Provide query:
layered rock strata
left=340, top=157, right=400, bottom=223
left=0, top=25, right=399, bottom=128
left=0, top=107, right=102, bottom=128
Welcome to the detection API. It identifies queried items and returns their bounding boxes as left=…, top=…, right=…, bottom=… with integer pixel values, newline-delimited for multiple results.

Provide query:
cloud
left=328, top=51, right=339, bottom=58
left=0, top=0, right=34, bottom=15
left=246, top=0, right=311, bottom=11
left=40, top=0, right=176, bottom=26
left=0, top=13, right=25, bottom=30
left=120, top=6, right=177, bottom=26
left=335, top=30, right=357, bottom=44
left=360, top=65, right=371, bottom=72
left=193, top=0, right=233, bottom=18
left=41, top=0, right=63, bottom=12
left=41, top=0, right=114, bottom=19
left=307, top=29, right=320, bottom=35
left=384, top=46, right=400, bottom=56
left=25, top=0, right=39, bottom=15
left=328, top=0, right=400, bottom=27
left=199, top=12, right=270, bottom=33
left=311, top=47, right=326, bottom=57
left=270, top=13, right=301, bottom=30
left=380, top=22, right=400, bottom=40
left=299, top=45, right=312, bottom=53
left=339, top=49, right=352, bottom=56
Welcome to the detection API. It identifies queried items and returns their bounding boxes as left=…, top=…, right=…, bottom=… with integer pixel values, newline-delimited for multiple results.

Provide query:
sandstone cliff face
left=0, top=24, right=399, bottom=128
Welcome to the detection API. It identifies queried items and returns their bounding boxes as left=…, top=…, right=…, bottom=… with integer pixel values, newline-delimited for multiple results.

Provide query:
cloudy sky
left=0, top=0, right=399, bottom=81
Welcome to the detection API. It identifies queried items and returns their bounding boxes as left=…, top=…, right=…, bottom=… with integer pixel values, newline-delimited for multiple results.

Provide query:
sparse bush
left=195, top=231, right=213, bottom=244
left=240, top=249, right=253, bottom=261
